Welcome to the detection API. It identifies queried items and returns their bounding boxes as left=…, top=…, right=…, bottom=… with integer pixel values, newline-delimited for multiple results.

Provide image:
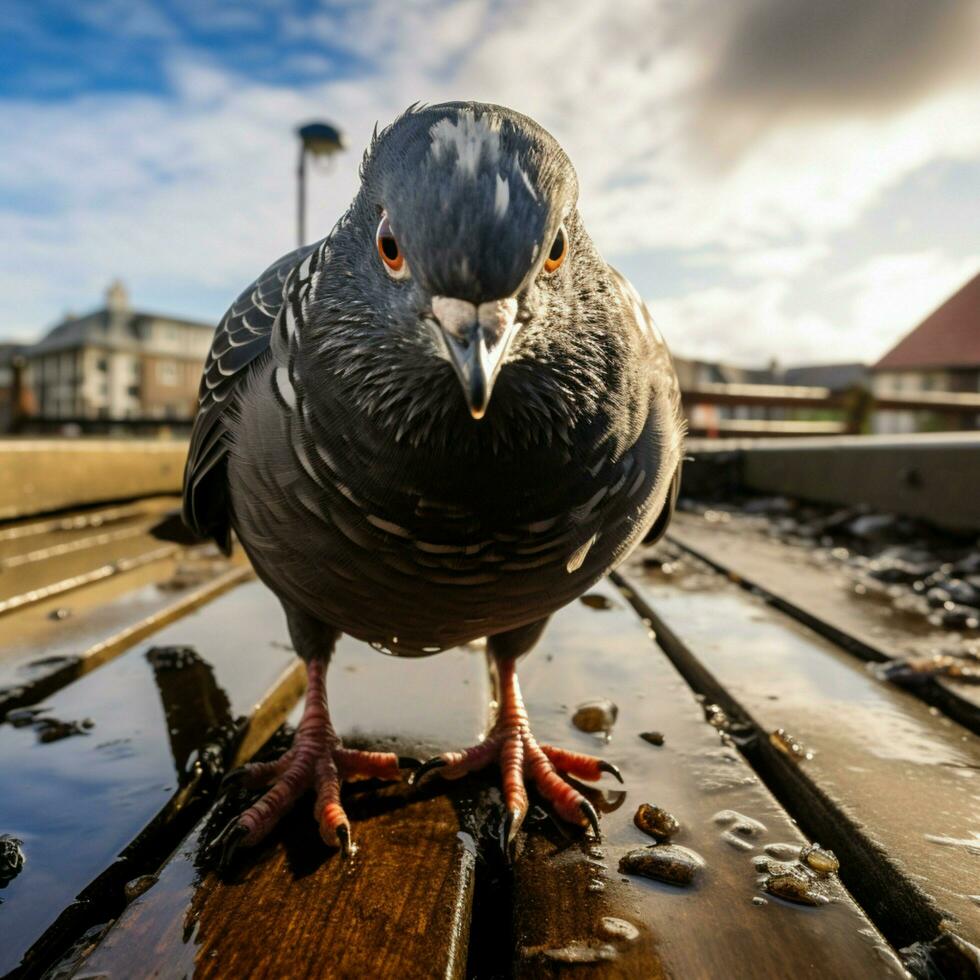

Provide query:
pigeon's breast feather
left=227, top=363, right=675, bottom=654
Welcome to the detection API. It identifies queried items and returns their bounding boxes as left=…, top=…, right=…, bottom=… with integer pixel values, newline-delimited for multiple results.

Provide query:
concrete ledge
left=0, top=439, right=188, bottom=520
left=685, top=433, right=980, bottom=532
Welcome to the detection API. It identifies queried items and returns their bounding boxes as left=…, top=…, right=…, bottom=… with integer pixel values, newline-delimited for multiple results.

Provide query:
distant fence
left=682, top=383, right=980, bottom=438
left=9, top=416, right=194, bottom=437
left=4, top=385, right=980, bottom=440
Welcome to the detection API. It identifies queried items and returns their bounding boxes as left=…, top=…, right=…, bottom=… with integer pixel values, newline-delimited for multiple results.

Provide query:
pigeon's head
left=327, top=102, right=591, bottom=422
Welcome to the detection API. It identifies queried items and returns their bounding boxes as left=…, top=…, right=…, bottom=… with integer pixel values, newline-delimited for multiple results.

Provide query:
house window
left=97, top=357, right=108, bottom=372
left=127, top=384, right=140, bottom=398
left=156, top=360, right=178, bottom=385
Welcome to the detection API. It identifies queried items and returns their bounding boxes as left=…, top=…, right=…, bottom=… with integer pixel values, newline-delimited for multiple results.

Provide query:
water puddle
left=769, top=728, right=814, bottom=762
left=922, top=832, right=980, bottom=856
left=580, top=593, right=617, bottom=611
left=633, top=803, right=680, bottom=841
left=619, top=843, right=705, bottom=886
left=522, top=940, right=619, bottom=964
left=572, top=699, right=618, bottom=739
left=800, top=843, right=839, bottom=875
left=762, top=866, right=831, bottom=906
left=0, top=834, right=26, bottom=889
left=6, top=705, right=94, bottom=744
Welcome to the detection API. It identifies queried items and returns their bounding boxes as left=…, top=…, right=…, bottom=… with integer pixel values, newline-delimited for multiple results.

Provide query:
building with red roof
left=872, top=271, right=980, bottom=433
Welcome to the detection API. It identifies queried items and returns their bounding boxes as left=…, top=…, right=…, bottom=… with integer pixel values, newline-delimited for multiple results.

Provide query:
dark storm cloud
left=695, top=0, right=980, bottom=160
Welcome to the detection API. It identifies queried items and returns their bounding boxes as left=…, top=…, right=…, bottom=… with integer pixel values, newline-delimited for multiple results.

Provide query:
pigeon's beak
left=430, top=296, right=520, bottom=420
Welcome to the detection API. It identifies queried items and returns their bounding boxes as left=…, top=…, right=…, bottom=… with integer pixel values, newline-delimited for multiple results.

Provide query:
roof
left=874, top=271, right=980, bottom=371
left=30, top=312, right=111, bottom=355
left=0, top=343, right=27, bottom=366
left=782, top=363, right=868, bottom=391
left=674, top=356, right=867, bottom=391
left=29, top=306, right=213, bottom=356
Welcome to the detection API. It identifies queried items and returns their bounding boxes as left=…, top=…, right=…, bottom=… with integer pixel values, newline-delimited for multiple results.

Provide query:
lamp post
left=296, top=121, right=346, bottom=247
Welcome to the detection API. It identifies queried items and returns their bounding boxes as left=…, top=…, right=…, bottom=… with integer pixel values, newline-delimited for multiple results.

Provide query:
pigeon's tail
left=642, top=463, right=682, bottom=546
left=149, top=509, right=210, bottom=547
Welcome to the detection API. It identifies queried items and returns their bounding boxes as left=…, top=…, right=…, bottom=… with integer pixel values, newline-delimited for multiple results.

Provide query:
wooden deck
left=2, top=490, right=979, bottom=977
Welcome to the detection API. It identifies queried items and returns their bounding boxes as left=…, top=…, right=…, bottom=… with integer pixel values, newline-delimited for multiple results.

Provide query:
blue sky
left=2, top=0, right=980, bottom=365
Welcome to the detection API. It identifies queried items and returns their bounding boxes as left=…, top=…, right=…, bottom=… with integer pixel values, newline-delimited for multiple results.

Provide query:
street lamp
left=296, top=121, right=346, bottom=248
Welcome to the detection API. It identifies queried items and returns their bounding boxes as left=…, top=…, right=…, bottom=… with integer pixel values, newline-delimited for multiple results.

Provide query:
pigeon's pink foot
left=413, top=656, right=621, bottom=851
left=213, top=658, right=415, bottom=866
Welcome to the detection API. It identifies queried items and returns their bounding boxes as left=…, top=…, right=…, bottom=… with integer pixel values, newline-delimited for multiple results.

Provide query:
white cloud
left=835, top=250, right=980, bottom=360
left=2, top=0, right=980, bottom=371
left=724, top=243, right=829, bottom=280
left=649, top=280, right=837, bottom=366
left=656, top=249, right=980, bottom=367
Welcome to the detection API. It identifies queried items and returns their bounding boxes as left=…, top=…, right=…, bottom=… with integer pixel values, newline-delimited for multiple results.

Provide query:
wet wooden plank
left=0, top=440, right=186, bottom=521
left=667, top=514, right=980, bottom=731
left=511, top=579, right=904, bottom=978
left=0, top=499, right=166, bottom=540
left=72, top=789, right=476, bottom=980
left=0, top=581, right=301, bottom=978
left=0, top=497, right=177, bottom=565
left=0, top=525, right=182, bottom=617
left=73, top=641, right=490, bottom=980
left=0, top=550, right=252, bottom=719
left=620, top=550, right=980, bottom=960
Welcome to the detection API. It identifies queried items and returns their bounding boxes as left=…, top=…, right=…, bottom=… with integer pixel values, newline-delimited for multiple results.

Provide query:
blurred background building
left=4, top=281, right=211, bottom=433
left=871, top=272, right=980, bottom=434
left=1, top=267, right=978, bottom=438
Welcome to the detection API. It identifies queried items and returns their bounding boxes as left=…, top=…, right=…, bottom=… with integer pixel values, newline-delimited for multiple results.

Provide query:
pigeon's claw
left=227, top=741, right=404, bottom=858
left=411, top=756, right=448, bottom=786
left=580, top=799, right=601, bottom=840
left=413, top=656, right=614, bottom=844
left=335, top=823, right=354, bottom=860
left=211, top=816, right=249, bottom=871
left=538, top=744, right=624, bottom=784
left=523, top=734, right=602, bottom=832
left=223, top=749, right=299, bottom=795
left=335, top=746, right=407, bottom=782
left=216, top=658, right=408, bottom=863
left=415, top=724, right=605, bottom=843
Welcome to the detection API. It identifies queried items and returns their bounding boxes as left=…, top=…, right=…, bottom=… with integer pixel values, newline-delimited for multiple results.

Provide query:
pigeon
left=183, top=101, right=684, bottom=862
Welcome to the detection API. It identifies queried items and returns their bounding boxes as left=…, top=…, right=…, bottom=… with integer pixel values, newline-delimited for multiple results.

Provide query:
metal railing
left=682, top=384, right=980, bottom=438
left=3, top=383, right=979, bottom=439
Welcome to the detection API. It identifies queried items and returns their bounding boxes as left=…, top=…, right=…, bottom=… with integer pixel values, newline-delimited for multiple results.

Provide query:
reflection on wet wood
left=0, top=497, right=177, bottom=566
left=1, top=542, right=216, bottom=671
left=76, top=643, right=491, bottom=980
left=0, top=582, right=299, bottom=977
left=668, top=516, right=980, bottom=731
left=0, top=535, right=180, bottom=616
left=511, top=581, right=903, bottom=978
left=622, top=549, right=980, bottom=955
left=0, top=489, right=933, bottom=977
left=0, top=561, right=252, bottom=720
left=77, top=790, right=476, bottom=980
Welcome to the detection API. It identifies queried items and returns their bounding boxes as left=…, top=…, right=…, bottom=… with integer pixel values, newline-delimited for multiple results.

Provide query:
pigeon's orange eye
left=376, top=212, right=409, bottom=279
left=543, top=225, right=567, bottom=273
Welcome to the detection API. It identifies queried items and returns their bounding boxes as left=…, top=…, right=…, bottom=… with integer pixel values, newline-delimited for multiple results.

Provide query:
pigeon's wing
left=607, top=267, right=685, bottom=546
left=643, top=462, right=681, bottom=544
left=182, top=242, right=318, bottom=553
